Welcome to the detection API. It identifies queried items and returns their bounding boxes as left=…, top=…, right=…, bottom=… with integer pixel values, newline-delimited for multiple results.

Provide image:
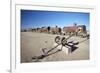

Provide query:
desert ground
left=21, top=32, right=89, bottom=63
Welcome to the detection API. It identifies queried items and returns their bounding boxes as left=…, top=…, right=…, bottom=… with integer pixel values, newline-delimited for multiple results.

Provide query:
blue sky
left=21, top=10, right=90, bottom=30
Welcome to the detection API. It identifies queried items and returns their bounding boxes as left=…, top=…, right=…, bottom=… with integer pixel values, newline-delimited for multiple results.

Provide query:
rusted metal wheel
left=61, top=37, right=67, bottom=46
left=55, top=36, right=61, bottom=44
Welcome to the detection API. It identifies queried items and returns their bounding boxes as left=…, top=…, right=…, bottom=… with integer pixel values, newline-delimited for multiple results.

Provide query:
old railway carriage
left=63, top=25, right=86, bottom=36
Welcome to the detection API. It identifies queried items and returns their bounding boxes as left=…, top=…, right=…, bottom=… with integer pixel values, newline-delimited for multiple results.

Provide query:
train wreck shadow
left=66, top=42, right=79, bottom=53
left=69, top=38, right=89, bottom=53
left=70, top=46, right=78, bottom=53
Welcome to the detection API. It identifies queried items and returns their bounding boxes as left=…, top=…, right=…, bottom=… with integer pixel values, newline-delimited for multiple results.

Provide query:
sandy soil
left=21, top=32, right=89, bottom=63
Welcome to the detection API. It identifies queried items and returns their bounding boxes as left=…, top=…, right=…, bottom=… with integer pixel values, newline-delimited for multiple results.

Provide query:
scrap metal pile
left=32, top=34, right=80, bottom=62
